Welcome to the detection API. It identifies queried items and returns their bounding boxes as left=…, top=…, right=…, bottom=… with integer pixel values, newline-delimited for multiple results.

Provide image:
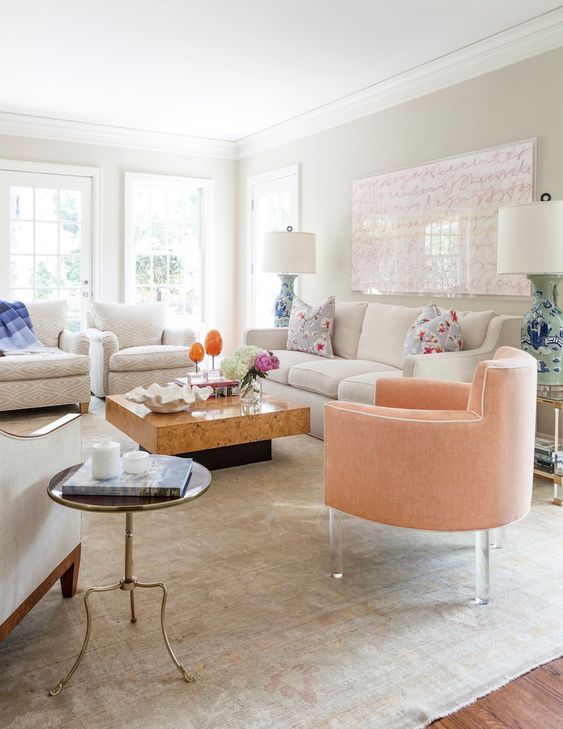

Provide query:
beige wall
left=0, top=135, right=237, bottom=348
left=236, top=47, right=563, bottom=337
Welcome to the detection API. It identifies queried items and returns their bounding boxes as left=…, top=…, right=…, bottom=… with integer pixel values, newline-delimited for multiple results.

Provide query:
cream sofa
left=86, top=302, right=197, bottom=397
left=247, top=301, right=521, bottom=438
left=0, top=300, right=91, bottom=413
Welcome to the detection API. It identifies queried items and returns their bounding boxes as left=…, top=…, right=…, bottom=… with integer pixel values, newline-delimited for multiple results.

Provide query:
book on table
left=175, top=373, right=239, bottom=397
left=61, top=455, right=193, bottom=497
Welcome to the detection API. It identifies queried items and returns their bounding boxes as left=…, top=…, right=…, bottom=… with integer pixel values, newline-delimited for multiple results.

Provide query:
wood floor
left=431, top=656, right=563, bottom=728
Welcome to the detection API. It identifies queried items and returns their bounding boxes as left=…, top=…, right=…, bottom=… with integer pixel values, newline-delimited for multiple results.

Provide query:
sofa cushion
left=266, top=350, right=326, bottom=385
left=356, top=303, right=423, bottom=368
left=457, top=310, right=496, bottom=350
left=25, top=300, right=67, bottom=348
left=337, top=369, right=403, bottom=405
left=0, top=350, right=88, bottom=382
left=109, top=345, right=189, bottom=372
left=287, top=295, right=335, bottom=358
left=332, top=301, right=368, bottom=359
left=91, top=302, right=167, bottom=349
left=288, top=359, right=398, bottom=398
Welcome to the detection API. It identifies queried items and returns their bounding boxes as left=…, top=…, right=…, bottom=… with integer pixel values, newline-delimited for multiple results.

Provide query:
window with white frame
left=125, top=173, right=211, bottom=331
left=248, top=165, right=299, bottom=328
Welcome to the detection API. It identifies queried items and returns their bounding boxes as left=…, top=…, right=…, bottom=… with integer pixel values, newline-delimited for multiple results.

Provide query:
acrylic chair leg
left=329, top=508, right=343, bottom=579
left=475, top=530, right=490, bottom=605
left=491, top=526, right=506, bottom=549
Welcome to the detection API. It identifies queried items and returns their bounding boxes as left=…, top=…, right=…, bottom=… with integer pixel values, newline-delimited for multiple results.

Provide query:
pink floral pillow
left=287, top=295, right=335, bottom=358
left=402, top=304, right=463, bottom=364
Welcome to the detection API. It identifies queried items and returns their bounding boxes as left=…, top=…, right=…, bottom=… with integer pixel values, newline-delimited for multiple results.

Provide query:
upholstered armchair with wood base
left=324, top=347, right=537, bottom=604
left=0, top=413, right=82, bottom=641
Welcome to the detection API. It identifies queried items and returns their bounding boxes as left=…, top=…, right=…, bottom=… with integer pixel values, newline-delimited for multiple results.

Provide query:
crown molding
left=0, top=111, right=238, bottom=159
left=236, top=8, right=563, bottom=159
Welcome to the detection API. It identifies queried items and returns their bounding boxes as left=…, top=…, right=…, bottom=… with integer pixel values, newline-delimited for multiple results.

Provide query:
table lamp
left=262, top=226, right=316, bottom=327
left=497, top=198, right=563, bottom=391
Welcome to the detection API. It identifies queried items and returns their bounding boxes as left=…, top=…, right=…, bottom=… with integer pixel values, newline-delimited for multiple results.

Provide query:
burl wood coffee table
left=106, top=395, right=310, bottom=470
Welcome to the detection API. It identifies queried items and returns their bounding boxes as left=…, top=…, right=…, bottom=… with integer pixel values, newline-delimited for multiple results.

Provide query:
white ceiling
left=0, top=1, right=561, bottom=143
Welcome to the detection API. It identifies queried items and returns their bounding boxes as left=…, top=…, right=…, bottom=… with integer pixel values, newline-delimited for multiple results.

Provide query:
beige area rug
left=1, top=399, right=563, bottom=729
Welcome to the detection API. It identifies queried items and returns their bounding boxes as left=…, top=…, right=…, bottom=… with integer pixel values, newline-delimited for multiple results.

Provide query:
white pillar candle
left=91, top=437, right=121, bottom=480
left=122, top=450, right=150, bottom=475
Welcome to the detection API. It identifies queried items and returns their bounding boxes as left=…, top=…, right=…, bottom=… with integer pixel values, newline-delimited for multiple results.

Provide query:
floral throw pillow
left=287, top=295, right=335, bottom=358
left=402, top=304, right=463, bottom=364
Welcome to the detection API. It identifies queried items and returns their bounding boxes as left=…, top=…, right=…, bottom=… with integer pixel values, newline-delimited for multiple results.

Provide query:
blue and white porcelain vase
left=273, top=274, right=297, bottom=328
left=522, top=274, right=563, bottom=390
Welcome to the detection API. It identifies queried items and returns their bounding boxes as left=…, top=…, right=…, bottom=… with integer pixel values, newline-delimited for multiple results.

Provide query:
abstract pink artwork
left=351, top=140, right=535, bottom=296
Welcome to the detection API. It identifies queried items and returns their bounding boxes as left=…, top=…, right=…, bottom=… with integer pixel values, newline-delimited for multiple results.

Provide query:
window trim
left=246, top=164, right=300, bottom=329
left=124, top=171, right=213, bottom=331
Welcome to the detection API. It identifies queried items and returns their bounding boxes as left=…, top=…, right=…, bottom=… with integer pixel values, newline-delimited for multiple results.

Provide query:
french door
left=0, top=170, right=93, bottom=331
left=249, top=165, right=299, bottom=328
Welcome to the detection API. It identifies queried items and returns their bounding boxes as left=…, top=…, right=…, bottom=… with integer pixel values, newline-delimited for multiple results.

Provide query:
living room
left=1, top=2, right=563, bottom=728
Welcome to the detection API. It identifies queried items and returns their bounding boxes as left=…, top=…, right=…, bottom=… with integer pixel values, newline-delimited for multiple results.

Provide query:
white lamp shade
left=261, top=230, right=316, bottom=274
left=497, top=200, right=563, bottom=274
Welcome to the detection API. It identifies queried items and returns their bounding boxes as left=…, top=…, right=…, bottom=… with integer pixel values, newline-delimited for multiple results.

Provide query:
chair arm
left=162, top=328, right=197, bottom=347
left=324, top=401, right=492, bottom=532
left=245, top=328, right=288, bottom=350
left=85, top=329, right=119, bottom=397
left=402, top=315, right=521, bottom=382
left=58, top=330, right=90, bottom=357
left=375, top=378, right=471, bottom=410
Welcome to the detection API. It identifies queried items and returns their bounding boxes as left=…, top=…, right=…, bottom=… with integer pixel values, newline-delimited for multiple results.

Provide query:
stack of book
left=534, top=435, right=563, bottom=474
left=61, top=455, right=193, bottom=497
left=175, top=373, right=239, bottom=397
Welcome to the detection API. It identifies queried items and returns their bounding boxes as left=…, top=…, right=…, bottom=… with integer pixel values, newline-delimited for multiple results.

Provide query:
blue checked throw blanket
left=0, top=300, right=42, bottom=352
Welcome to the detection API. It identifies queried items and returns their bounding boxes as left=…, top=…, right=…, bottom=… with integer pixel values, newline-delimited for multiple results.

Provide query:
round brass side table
left=47, top=461, right=212, bottom=696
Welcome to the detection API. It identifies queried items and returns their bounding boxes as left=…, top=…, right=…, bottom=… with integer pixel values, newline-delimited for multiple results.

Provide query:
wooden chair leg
left=79, top=402, right=90, bottom=414
left=60, top=545, right=81, bottom=598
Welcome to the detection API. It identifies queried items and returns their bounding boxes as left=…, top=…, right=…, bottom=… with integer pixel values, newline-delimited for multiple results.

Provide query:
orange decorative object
left=188, top=342, right=205, bottom=373
left=204, top=330, right=223, bottom=357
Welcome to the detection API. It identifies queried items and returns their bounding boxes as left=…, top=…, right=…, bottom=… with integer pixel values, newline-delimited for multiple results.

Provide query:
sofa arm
left=58, top=330, right=90, bottom=357
left=162, top=328, right=197, bottom=347
left=86, top=329, right=119, bottom=397
left=403, top=315, right=522, bottom=382
left=246, top=328, right=288, bottom=350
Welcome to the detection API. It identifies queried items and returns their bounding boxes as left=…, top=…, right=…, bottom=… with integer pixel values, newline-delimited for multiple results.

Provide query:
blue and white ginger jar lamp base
left=523, top=274, right=563, bottom=393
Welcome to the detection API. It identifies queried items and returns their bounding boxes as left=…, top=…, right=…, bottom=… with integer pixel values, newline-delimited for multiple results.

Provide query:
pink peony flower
left=254, top=351, right=280, bottom=373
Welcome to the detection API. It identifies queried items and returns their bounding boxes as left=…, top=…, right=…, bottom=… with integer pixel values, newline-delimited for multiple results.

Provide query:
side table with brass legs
left=47, top=461, right=212, bottom=696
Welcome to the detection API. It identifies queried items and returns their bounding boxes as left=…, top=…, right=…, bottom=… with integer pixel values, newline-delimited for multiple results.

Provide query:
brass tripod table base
left=49, top=512, right=195, bottom=696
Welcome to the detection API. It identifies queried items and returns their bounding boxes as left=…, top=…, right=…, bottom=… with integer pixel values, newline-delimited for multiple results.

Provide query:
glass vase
left=240, top=376, right=262, bottom=404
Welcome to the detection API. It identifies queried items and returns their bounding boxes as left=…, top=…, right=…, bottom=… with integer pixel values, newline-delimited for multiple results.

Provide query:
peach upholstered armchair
left=324, top=347, right=537, bottom=605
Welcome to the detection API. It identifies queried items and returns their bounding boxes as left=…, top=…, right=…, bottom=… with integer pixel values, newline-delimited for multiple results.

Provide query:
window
left=125, top=173, right=211, bottom=331
left=0, top=168, right=94, bottom=331
left=248, top=166, right=299, bottom=328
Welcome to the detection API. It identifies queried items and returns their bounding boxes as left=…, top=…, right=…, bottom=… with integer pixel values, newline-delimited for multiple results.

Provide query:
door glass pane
left=11, top=256, right=34, bottom=287
left=60, top=256, right=81, bottom=287
left=35, top=256, right=59, bottom=288
left=35, top=189, right=58, bottom=221
left=60, top=223, right=81, bottom=254
left=59, top=190, right=81, bottom=221
left=36, top=222, right=58, bottom=254
left=10, top=187, right=33, bottom=219
left=10, top=221, right=33, bottom=253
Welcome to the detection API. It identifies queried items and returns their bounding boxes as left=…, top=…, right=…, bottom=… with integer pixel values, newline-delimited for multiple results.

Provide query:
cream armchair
left=0, top=413, right=82, bottom=641
left=86, top=302, right=196, bottom=396
left=0, top=300, right=91, bottom=413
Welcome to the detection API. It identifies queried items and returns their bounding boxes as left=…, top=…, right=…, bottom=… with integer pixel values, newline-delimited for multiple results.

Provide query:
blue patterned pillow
left=287, top=295, right=335, bottom=358
left=402, top=304, right=463, bottom=364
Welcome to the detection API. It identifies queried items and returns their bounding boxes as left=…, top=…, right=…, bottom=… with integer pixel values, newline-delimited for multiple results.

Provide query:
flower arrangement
left=220, top=345, right=280, bottom=402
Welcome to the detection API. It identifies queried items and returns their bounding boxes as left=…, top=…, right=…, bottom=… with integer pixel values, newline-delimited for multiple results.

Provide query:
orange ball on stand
left=204, top=330, right=223, bottom=369
left=189, top=342, right=205, bottom=374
